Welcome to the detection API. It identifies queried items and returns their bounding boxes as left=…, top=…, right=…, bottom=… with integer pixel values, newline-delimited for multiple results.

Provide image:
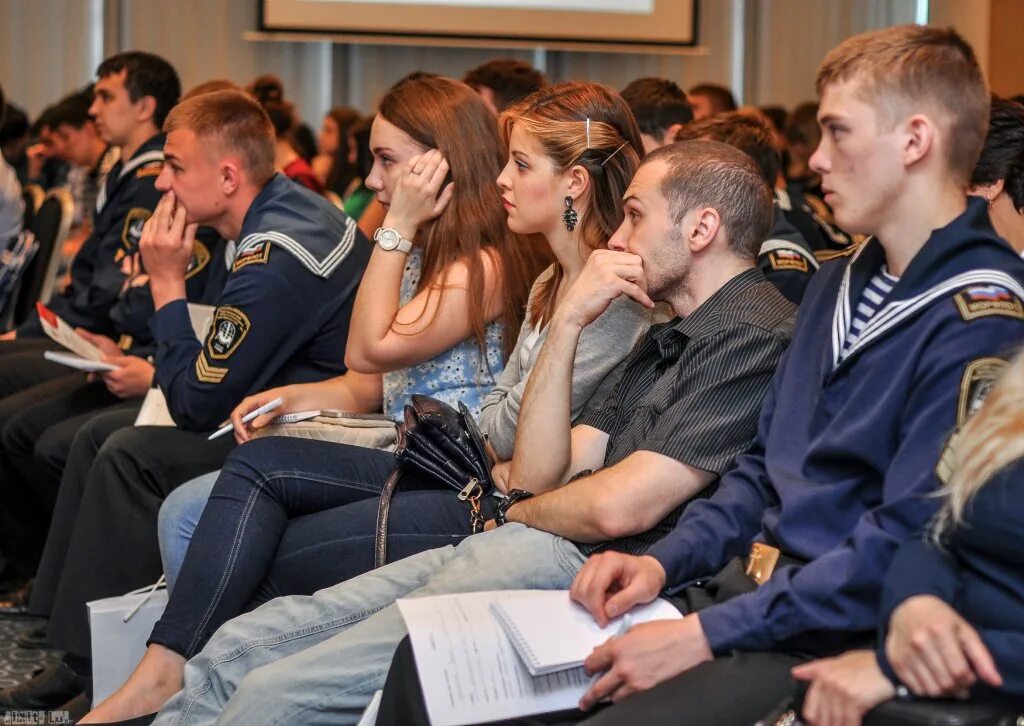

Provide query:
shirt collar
left=652, top=267, right=765, bottom=358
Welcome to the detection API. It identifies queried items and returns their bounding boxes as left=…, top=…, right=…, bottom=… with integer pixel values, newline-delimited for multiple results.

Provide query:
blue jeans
left=148, top=436, right=493, bottom=659
left=152, top=524, right=588, bottom=726
left=159, top=472, right=219, bottom=592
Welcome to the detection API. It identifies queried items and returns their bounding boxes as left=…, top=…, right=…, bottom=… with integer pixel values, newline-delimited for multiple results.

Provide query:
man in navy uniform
left=375, top=25, right=1024, bottom=726
left=0, top=52, right=180, bottom=584
left=0, top=89, right=371, bottom=713
left=555, top=25, right=1024, bottom=725
left=0, top=53, right=178, bottom=361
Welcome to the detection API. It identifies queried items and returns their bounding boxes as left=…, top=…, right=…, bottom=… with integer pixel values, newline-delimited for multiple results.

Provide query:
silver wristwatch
left=373, top=227, right=413, bottom=253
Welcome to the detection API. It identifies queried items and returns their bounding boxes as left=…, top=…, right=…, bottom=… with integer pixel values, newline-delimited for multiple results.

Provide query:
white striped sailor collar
left=232, top=173, right=359, bottom=279
left=830, top=196, right=1024, bottom=369
left=96, top=133, right=164, bottom=214
left=114, top=132, right=165, bottom=180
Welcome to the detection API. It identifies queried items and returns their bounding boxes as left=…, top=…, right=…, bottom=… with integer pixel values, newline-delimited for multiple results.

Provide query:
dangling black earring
left=563, top=196, right=578, bottom=232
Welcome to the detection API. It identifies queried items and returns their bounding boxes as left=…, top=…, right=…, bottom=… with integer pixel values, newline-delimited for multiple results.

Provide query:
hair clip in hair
left=585, top=118, right=591, bottom=149
left=601, top=141, right=629, bottom=167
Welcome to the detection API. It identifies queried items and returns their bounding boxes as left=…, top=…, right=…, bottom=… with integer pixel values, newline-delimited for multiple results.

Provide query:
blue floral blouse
left=381, top=247, right=504, bottom=418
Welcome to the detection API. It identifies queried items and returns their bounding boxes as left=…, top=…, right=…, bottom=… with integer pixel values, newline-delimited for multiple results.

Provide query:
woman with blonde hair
left=789, top=350, right=1024, bottom=724
left=82, top=79, right=650, bottom=723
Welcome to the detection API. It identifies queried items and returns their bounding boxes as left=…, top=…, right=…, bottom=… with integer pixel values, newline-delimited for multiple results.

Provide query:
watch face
left=376, top=229, right=400, bottom=250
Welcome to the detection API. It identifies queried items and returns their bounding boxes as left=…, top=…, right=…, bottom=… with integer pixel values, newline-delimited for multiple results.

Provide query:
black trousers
left=27, top=385, right=141, bottom=510
left=28, top=410, right=235, bottom=658
left=377, top=558, right=814, bottom=726
left=29, top=407, right=141, bottom=618
left=41, top=413, right=235, bottom=655
left=0, top=374, right=83, bottom=570
left=0, top=337, right=69, bottom=394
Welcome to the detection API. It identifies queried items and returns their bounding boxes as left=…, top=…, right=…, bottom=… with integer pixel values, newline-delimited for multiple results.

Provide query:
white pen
left=207, top=396, right=284, bottom=440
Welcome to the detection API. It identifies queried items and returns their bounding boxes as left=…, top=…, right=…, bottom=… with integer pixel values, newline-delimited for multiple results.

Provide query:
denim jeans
left=148, top=435, right=493, bottom=659
left=152, top=523, right=588, bottom=726
left=159, top=471, right=219, bottom=592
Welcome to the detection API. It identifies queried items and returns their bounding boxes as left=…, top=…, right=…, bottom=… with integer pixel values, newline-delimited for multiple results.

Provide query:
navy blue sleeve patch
left=231, top=242, right=271, bottom=272
left=957, top=357, right=1006, bottom=426
left=205, top=306, right=251, bottom=361
left=954, top=284, right=1024, bottom=322
left=767, top=249, right=809, bottom=272
left=185, top=239, right=211, bottom=280
left=120, top=207, right=151, bottom=254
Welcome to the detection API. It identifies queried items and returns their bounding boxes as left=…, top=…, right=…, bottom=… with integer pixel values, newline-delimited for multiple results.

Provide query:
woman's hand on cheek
left=384, top=149, right=455, bottom=240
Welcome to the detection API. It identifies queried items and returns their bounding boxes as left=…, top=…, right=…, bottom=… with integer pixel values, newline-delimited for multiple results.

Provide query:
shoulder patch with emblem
left=957, top=357, right=1006, bottom=426
left=185, top=240, right=211, bottom=280
left=953, top=284, right=1024, bottom=322
left=231, top=242, right=271, bottom=272
left=205, top=306, right=250, bottom=361
left=767, top=249, right=809, bottom=272
left=135, top=163, right=163, bottom=179
left=121, top=208, right=151, bottom=253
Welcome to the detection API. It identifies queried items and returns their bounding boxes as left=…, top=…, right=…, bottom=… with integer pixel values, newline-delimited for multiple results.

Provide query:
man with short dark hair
left=687, top=82, right=738, bottom=120
left=463, top=58, right=547, bottom=113
left=145, top=139, right=797, bottom=725
left=0, top=51, right=178, bottom=346
left=50, top=88, right=120, bottom=230
left=620, top=77, right=693, bottom=153
left=678, top=111, right=819, bottom=303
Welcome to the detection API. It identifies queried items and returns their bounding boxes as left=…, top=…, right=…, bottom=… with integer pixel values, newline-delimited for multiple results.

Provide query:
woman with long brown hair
left=312, top=105, right=360, bottom=196
left=82, top=78, right=649, bottom=723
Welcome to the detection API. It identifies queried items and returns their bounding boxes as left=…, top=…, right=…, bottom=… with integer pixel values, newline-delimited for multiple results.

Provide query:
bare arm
left=508, top=319, right=587, bottom=489
left=508, top=250, right=653, bottom=490
left=344, top=150, right=502, bottom=373
left=505, top=450, right=715, bottom=542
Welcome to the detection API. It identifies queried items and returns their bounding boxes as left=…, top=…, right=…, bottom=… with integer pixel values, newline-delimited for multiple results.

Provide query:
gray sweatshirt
left=479, top=266, right=652, bottom=460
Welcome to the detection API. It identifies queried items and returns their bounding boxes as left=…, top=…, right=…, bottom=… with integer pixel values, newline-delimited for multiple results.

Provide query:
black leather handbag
left=374, top=395, right=494, bottom=567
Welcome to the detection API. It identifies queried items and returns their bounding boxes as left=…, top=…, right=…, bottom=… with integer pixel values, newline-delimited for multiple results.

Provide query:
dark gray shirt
left=576, top=267, right=796, bottom=556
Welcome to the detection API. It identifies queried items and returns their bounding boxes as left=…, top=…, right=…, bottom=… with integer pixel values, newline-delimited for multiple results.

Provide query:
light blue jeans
left=158, top=471, right=219, bottom=592
left=152, top=523, right=588, bottom=725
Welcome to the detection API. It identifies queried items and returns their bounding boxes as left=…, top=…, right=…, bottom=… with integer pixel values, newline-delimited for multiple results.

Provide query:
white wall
left=0, top=0, right=942, bottom=128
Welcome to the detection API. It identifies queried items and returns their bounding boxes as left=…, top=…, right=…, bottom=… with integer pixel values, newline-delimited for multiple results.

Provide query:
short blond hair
left=164, top=89, right=275, bottom=185
left=816, top=25, right=989, bottom=187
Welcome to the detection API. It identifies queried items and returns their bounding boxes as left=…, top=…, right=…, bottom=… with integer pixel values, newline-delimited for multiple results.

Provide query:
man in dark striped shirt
left=142, top=139, right=796, bottom=724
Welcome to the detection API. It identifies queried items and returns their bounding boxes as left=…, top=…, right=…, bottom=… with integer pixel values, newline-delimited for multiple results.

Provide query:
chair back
left=21, top=183, right=44, bottom=230
left=11, top=187, right=73, bottom=325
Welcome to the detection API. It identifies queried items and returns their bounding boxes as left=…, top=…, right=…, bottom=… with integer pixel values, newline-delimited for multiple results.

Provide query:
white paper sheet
left=43, top=351, right=118, bottom=373
left=491, top=590, right=682, bottom=676
left=37, top=302, right=105, bottom=361
left=398, top=591, right=591, bottom=726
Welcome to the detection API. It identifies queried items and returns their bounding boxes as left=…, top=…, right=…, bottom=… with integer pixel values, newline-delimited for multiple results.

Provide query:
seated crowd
left=0, top=23, right=1021, bottom=726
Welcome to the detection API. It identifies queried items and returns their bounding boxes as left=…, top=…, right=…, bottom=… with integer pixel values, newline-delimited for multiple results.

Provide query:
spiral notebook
left=490, top=590, right=683, bottom=676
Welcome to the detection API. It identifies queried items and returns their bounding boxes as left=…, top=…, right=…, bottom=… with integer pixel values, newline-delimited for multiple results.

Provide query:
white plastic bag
left=87, top=577, right=167, bottom=706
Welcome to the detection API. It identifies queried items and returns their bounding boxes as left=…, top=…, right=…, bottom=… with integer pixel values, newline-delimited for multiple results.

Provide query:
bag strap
left=374, top=467, right=403, bottom=568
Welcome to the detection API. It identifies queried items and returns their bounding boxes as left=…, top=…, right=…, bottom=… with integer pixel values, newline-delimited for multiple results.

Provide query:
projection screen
left=260, top=0, right=698, bottom=51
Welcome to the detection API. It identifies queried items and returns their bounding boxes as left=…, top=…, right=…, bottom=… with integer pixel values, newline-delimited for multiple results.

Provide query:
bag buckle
left=458, top=478, right=482, bottom=501
left=459, top=478, right=486, bottom=534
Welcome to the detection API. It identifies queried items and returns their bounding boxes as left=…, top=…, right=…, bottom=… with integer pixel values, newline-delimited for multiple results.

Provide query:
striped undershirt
left=842, top=266, right=900, bottom=356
